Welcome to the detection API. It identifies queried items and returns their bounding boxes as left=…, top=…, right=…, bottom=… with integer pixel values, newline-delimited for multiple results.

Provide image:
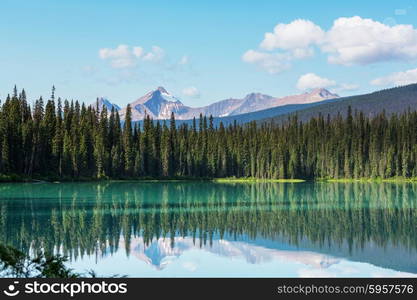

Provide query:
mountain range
left=92, top=83, right=417, bottom=126
left=261, top=83, right=417, bottom=125
left=94, top=86, right=339, bottom=121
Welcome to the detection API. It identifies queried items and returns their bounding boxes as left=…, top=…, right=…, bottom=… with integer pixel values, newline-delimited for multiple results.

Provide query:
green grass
left=319, top=177, right=417, bottom=183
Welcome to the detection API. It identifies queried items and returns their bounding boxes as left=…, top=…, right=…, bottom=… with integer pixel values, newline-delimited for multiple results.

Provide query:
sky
left=1, top=0, right=417, bottom=107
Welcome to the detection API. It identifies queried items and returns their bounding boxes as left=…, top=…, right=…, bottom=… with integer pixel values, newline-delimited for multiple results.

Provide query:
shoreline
left=319, top=177, right=417, bottom=183
left=2, top=174, right=417, bottom=183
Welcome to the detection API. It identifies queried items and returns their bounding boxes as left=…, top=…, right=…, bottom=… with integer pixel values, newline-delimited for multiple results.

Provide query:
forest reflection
left=0, top=182, right=416, bottom=262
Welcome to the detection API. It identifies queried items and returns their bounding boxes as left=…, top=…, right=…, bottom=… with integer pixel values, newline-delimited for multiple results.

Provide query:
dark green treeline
left=1, top=87, right=417, bottom=179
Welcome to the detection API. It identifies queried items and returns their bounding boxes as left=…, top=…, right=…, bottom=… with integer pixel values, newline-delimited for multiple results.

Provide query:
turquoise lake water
left=0, top=181, right=416, bottom=277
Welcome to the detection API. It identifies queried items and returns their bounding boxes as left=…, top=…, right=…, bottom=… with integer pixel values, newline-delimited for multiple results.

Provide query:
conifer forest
left=1, top=86, right=417, bottom=180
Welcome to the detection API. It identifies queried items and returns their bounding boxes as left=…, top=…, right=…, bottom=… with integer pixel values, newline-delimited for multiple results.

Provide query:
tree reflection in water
left=0, top=182, right=416, bottom=271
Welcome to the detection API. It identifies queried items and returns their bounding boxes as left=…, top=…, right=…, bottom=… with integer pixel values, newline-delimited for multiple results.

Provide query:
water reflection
left=120, top=236, right=341, bottom=270
left=0, top=182, right=416, bottom=276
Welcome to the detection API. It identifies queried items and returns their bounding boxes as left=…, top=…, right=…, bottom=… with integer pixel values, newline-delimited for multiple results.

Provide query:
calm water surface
left=0, top=181, right=416, bottom=277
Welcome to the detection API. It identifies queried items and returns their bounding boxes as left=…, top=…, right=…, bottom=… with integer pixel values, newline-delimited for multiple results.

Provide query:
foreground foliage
left=0, top=244, right=78, bottom=278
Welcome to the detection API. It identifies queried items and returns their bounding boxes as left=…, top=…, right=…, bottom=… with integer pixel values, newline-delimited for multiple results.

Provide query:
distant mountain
left=118, top=86, right=338, bottom=121
left=206, top=99, right=340, bottom=127
left=154, top=84, right=417, bottom=128
left=226, top=88, right=339, bottom=116
left=216, top=93, right=277, bottom=117
left=92, top=97, right=121, bottom=112
left=119, top=87, right=188, bottom=120
left=91, top=84, right=417, bottom=126
left=259, top=83, right=417, bottom=125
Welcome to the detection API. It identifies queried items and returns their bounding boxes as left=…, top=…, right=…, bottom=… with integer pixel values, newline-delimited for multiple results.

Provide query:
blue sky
left=1, top=0, right=417, bottom=107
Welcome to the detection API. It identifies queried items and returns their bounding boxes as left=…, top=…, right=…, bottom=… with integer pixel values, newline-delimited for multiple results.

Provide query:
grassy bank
left=318, top=177, right=417, bottom=183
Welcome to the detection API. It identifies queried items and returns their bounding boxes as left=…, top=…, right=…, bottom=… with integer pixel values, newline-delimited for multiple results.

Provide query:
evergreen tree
left=1, top=86, right=417, bottom=181
left=123, top=104, right=133, bottom=176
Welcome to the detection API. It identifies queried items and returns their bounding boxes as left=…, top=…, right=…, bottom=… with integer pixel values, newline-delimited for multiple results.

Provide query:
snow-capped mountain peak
left=156, top=86, right=168, bottom=93
left=309, top=88, right=339, bottom=99
left=117, top=86, right=339, bottom=121
left=156, top=86, right=182, bottom=103
left=91, top=97, right=121, bottom=112
left=120, top=87, right=186, bottom=120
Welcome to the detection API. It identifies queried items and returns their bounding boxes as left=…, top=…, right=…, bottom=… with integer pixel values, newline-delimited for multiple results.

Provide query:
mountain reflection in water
left=0, top=181, right=416, bottom=277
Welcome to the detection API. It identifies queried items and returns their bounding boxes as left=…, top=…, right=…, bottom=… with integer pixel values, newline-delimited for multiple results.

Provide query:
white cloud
left=323, top=16, right=417, bottom=65
left=243, top=16, right=417, bottom=73
left=242, top=50, right=291, bottom=74
left=243, top=19, right=321, bottom=72
left=99, top=44, right=138, bottom=68
left=370, top=68, right=417, bottom=86
left=291, top=47, right=315, bottom=59
left=260, top=19, right=324, bottom=57
left=99, top=45, right=165, bottom=68
left=132, top=46, right=144, bottom=58
left=182, top=86, right=200, bottom=98
left=296, top=73, right=358, bottom=93
left=296, top=73, right=336, bottom=90
left=142, top=46, right=165, bottom=62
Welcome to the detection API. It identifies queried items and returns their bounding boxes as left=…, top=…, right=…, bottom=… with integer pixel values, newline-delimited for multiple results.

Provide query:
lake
left=0, top=181, right=416, bottom=277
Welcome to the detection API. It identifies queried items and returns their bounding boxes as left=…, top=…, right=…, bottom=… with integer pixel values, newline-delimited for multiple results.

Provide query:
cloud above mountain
left=99, top=44, right=165, bottom=68
left=296, top=73, right=360, bottom=93
left=99, top=45, right=142, bottom=68
left=243, top=16, right=417, bottom=72
left=142, top=46, right=165, bottom=62
left=371, top=68, right=417, bottom=86
left=323, top=17, right=417, bottom=65
left=260, top=19, right=324, bottom=56
left=296, top=73, right=336, bottom=90
left=242, top=50, right=291, bottom=74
